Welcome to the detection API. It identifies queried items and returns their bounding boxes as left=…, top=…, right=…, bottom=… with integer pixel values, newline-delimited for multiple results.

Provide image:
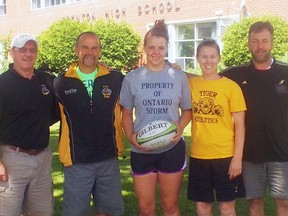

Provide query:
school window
left=174, top=22, right=216, bottom=72
left=0, top=0, right=6, bottom=15
left=32, top=0, right=86, bottom=9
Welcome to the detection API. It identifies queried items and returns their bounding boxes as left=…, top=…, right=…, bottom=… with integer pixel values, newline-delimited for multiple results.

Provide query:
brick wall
left=1, top=0, right=287, bottom=38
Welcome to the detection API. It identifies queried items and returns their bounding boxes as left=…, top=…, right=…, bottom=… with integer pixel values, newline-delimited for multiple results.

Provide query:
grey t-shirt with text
left=119, top=65, right=191, bottom=154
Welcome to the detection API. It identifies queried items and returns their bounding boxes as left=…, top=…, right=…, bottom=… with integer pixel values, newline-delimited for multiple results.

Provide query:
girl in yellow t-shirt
left=187, top=38, right=247, bottom=216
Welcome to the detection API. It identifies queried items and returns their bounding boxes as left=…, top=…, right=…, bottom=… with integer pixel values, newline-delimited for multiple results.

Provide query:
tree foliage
left=36, top=19, right=90, bottom=73
left=0, top=32, right=12, bottom=73
left=91, top=19, right=141, bottom=71
left=222, top=16, right=288, bottom=67
left=36, top=18, right=141, bottom=73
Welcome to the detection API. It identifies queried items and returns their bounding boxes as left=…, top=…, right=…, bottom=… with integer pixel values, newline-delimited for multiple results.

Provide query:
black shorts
left=188, top=157, right=245, bottom=202
left=131, top=139, right=186, bottom=175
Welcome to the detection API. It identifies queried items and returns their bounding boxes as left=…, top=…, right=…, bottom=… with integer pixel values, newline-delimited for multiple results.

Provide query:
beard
left=251, top=50, right=271, bottom=64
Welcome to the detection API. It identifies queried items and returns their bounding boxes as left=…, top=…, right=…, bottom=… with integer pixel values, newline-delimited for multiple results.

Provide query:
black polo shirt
left=221, top=60, right=288, bottom=162
left=0, top=67, right=58, bottom=149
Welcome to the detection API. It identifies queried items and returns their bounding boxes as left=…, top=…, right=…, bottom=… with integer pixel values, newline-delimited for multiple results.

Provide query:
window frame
left=32, top=0, right=87, bottom=9
left=0, top=0, right=7, bottom=16
left=173, top=21, right=217, bottom=72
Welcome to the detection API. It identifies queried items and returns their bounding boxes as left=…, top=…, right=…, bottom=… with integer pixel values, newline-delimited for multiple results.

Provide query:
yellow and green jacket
left=54, top=63, right=124, bottom=167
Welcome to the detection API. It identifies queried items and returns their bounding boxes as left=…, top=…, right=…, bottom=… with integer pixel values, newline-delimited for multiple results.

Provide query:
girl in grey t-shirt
left=119, top=19, right=192, bottom=216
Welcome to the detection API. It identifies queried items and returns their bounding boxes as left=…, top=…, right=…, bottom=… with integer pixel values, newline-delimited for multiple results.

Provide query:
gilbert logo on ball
left=136, top=120, right=177, bottom=150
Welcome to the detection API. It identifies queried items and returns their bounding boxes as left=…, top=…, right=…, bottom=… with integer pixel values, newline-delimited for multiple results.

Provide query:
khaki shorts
left=0, top=146, right=54, bottom=216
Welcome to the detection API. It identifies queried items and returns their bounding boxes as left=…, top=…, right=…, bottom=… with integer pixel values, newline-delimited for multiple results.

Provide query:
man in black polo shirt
left=222, top=21, right=288, bottom=216
left=0, top=34, right=58, bottom=216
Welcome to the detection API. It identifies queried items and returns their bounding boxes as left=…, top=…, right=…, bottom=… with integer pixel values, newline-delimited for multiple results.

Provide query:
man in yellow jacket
left=54, top=32, right=124, bottom=216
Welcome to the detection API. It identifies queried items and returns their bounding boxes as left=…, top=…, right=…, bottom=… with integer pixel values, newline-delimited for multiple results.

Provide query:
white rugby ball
left=136, top=120, right=177, bottom=150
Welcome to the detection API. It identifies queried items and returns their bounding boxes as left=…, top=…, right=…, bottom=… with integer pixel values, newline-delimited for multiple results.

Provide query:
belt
left=6, top=145, right=46, bottom=156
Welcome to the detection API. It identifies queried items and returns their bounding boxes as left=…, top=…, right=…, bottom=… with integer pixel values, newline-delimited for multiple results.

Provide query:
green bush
left=36, top=18, right=141, bottom=73
left=222, top=16, right=288, bottom=67
left=0, top=32, right=12, bottom=73
left=91, top=19, right=141, bottom=71
left=36, top=19, right=91, bottom=73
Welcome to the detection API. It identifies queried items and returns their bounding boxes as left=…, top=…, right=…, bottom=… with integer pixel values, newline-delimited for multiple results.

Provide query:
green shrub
left=222, top=16, right=288, bottom=67
left=91, top=19, right=141, bottom=71
left=36, top=18, right=141, bottom=73
left=36, top=19, right=91, bottom=73
left=0, top=32, right=12, bottom=73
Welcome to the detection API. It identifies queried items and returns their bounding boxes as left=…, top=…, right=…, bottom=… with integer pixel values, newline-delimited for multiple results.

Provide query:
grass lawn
left=49, top=123, right=275, bottom=216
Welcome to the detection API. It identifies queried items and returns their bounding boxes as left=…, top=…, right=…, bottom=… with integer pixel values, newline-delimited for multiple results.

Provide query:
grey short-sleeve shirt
left=120, top=65, right=191, bottom=153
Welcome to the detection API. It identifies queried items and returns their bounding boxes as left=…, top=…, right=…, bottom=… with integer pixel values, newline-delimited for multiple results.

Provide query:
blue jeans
left=61, top=157, right=124, bottom=216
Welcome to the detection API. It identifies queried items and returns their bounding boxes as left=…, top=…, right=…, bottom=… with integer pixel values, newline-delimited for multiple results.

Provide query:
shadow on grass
left=50, top=127, right=275, bottom=216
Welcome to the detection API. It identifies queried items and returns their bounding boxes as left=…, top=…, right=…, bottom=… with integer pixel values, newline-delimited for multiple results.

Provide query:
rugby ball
left=136, top=120, right=177, bottom=150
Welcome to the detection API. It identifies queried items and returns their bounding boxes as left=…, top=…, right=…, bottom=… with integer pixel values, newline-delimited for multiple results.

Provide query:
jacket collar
left=65, top=62, right=110, bottom=78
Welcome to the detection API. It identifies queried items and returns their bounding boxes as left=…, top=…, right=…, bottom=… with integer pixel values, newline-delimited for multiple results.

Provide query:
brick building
left=0, top=0, right=287, bottom=70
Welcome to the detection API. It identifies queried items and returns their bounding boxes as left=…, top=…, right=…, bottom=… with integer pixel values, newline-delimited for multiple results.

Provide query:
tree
left=0, top=32, right=12, bottom=73
left=36, top=18, right=141, bottom=73
left=91, top=19, right=141, bottom=71
left=36, top=19, right=91, bottom=73
left=221, top=16, right=288, bottom=67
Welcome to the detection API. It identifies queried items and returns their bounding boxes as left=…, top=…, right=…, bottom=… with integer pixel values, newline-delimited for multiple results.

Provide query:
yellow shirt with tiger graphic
left=189, top=75, right=246, bottom=159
